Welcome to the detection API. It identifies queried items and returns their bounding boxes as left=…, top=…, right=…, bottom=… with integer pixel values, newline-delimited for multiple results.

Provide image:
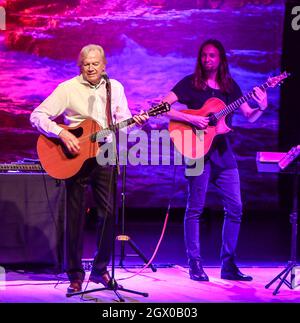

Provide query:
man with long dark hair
left=163, top=39, right=268, bottom=281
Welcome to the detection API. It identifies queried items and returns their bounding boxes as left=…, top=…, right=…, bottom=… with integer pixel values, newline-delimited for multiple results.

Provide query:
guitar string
left=214, top=80, right=274, bottom=120
left=37, top=115, right=150, bottom=165
left=37, top=105, right=169, bottom=168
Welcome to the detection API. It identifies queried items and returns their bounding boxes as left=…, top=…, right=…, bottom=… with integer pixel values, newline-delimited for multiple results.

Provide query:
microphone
left=101, top=71, right=110, bottom=83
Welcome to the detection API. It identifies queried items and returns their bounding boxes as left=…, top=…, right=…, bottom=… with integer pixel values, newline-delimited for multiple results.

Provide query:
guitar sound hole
left=51, top=138, right=78, bottom=159
left=69, top=127, right=83, bottom=138
left=61, top=145, right=77, bottom=159
left=61, top=127, right=83, bottom=159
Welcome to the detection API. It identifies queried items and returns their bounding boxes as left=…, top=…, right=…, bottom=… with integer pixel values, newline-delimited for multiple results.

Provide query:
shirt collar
left=77, top=74, right=106, bottom=89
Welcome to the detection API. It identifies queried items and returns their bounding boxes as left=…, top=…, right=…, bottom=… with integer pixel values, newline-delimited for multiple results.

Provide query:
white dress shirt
left=30, top=74, right=132, bottom=138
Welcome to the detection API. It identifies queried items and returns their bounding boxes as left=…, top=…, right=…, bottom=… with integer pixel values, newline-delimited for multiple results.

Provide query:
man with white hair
left=31, top=44, right=147, bottom=293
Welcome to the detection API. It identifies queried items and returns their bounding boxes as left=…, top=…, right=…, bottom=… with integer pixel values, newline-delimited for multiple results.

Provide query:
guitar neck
left=89, top=102, right=170, bottom=142
left=110, top=117, right=136, bottom=132
left=90, top=117, right=136, bottom=142
left=215, top=81, right=269, bottom=119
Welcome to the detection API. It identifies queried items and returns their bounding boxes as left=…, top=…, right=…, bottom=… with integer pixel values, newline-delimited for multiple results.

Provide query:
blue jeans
left=184, top=160, right=242, bottom=265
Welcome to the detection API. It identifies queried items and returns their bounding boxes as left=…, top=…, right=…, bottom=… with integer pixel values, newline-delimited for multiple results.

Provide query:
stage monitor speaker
left=0, top=173, right=66, bottom=272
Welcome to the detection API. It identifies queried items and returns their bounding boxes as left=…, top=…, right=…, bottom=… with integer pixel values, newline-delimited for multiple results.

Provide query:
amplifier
left=0, top=161, right=44, bottom=173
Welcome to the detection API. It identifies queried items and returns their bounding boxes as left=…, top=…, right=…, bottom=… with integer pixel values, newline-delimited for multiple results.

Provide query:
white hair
left=77, top=44, right=107, bottom=66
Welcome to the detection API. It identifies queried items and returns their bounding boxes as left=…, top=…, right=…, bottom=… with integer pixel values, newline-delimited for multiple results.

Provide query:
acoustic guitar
left=37, top=102, right=170, bottom=179
left=168, top=72, right=289, bottom=159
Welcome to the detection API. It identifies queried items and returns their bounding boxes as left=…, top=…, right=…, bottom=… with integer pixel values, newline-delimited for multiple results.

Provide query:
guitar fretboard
left=214, top=82, right=269, bottom=119
left=89, top=102, right=170, bottom=142
left=90, top=117, right=136, bottom=142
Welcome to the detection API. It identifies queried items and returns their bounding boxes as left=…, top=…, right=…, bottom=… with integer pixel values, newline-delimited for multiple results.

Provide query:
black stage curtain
left=279, top=0, right=300, bottom=211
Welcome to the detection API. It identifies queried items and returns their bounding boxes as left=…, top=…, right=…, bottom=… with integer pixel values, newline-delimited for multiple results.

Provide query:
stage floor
left=1, top=266, right=299, bottom=303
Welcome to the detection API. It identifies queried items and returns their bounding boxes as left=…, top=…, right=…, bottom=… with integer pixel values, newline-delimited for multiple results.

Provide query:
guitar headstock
left=267, top=71, right=290, bottom=88
left=148, top=102, right=171, bottom=117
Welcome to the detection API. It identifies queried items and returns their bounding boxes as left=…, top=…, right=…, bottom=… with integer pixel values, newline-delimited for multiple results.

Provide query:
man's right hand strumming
left=188, top=115, right=209, bottom=130
left=59, top=129, right=80, bottom=154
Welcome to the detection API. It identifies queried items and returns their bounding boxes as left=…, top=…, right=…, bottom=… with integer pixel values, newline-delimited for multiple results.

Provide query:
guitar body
left=169, top=97, right=231, bottom=159
left=168, top=72, right=289, bottom=159
left=37, top=119, right=100, bottom=179
left=36, top=102, right=171, bottom=179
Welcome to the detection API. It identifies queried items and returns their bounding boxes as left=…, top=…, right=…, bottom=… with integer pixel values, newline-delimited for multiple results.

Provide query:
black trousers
left=64, top=158, right=117, bottom=281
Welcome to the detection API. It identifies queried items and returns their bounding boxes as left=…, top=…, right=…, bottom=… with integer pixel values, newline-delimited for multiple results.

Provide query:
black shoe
left=188, top=260, right=209, bottom=281
left=67, top=279, right=83, bottom=293
left=89, top=271, right=123, bottom=289
left=221, top=264, right=253, bottom=281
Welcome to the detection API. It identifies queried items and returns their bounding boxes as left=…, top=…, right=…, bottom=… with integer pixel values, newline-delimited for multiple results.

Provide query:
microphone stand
left=118, top=164, right=157, bottom=272
left=66, top=74, right=148, bottom=301
left=265, top=157, right=299, bottom=295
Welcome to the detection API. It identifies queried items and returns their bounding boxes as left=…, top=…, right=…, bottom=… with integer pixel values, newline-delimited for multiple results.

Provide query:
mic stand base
left=265, top=261, right=298, bottom=296
left=118, top=235, right=157, bottom=272
left=66, top=278, right=149, bottom=302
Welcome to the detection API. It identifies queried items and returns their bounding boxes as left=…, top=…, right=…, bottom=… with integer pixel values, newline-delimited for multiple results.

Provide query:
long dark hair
left=193, top=39, right=233, bottom=93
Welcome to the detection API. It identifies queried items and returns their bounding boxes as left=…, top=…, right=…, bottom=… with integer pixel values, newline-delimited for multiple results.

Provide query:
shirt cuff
left=53, top=125, right=64, bottom=137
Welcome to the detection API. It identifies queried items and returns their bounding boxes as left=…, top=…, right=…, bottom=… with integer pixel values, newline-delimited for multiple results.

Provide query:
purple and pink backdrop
left=0, top=0, right=284, bottom=209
